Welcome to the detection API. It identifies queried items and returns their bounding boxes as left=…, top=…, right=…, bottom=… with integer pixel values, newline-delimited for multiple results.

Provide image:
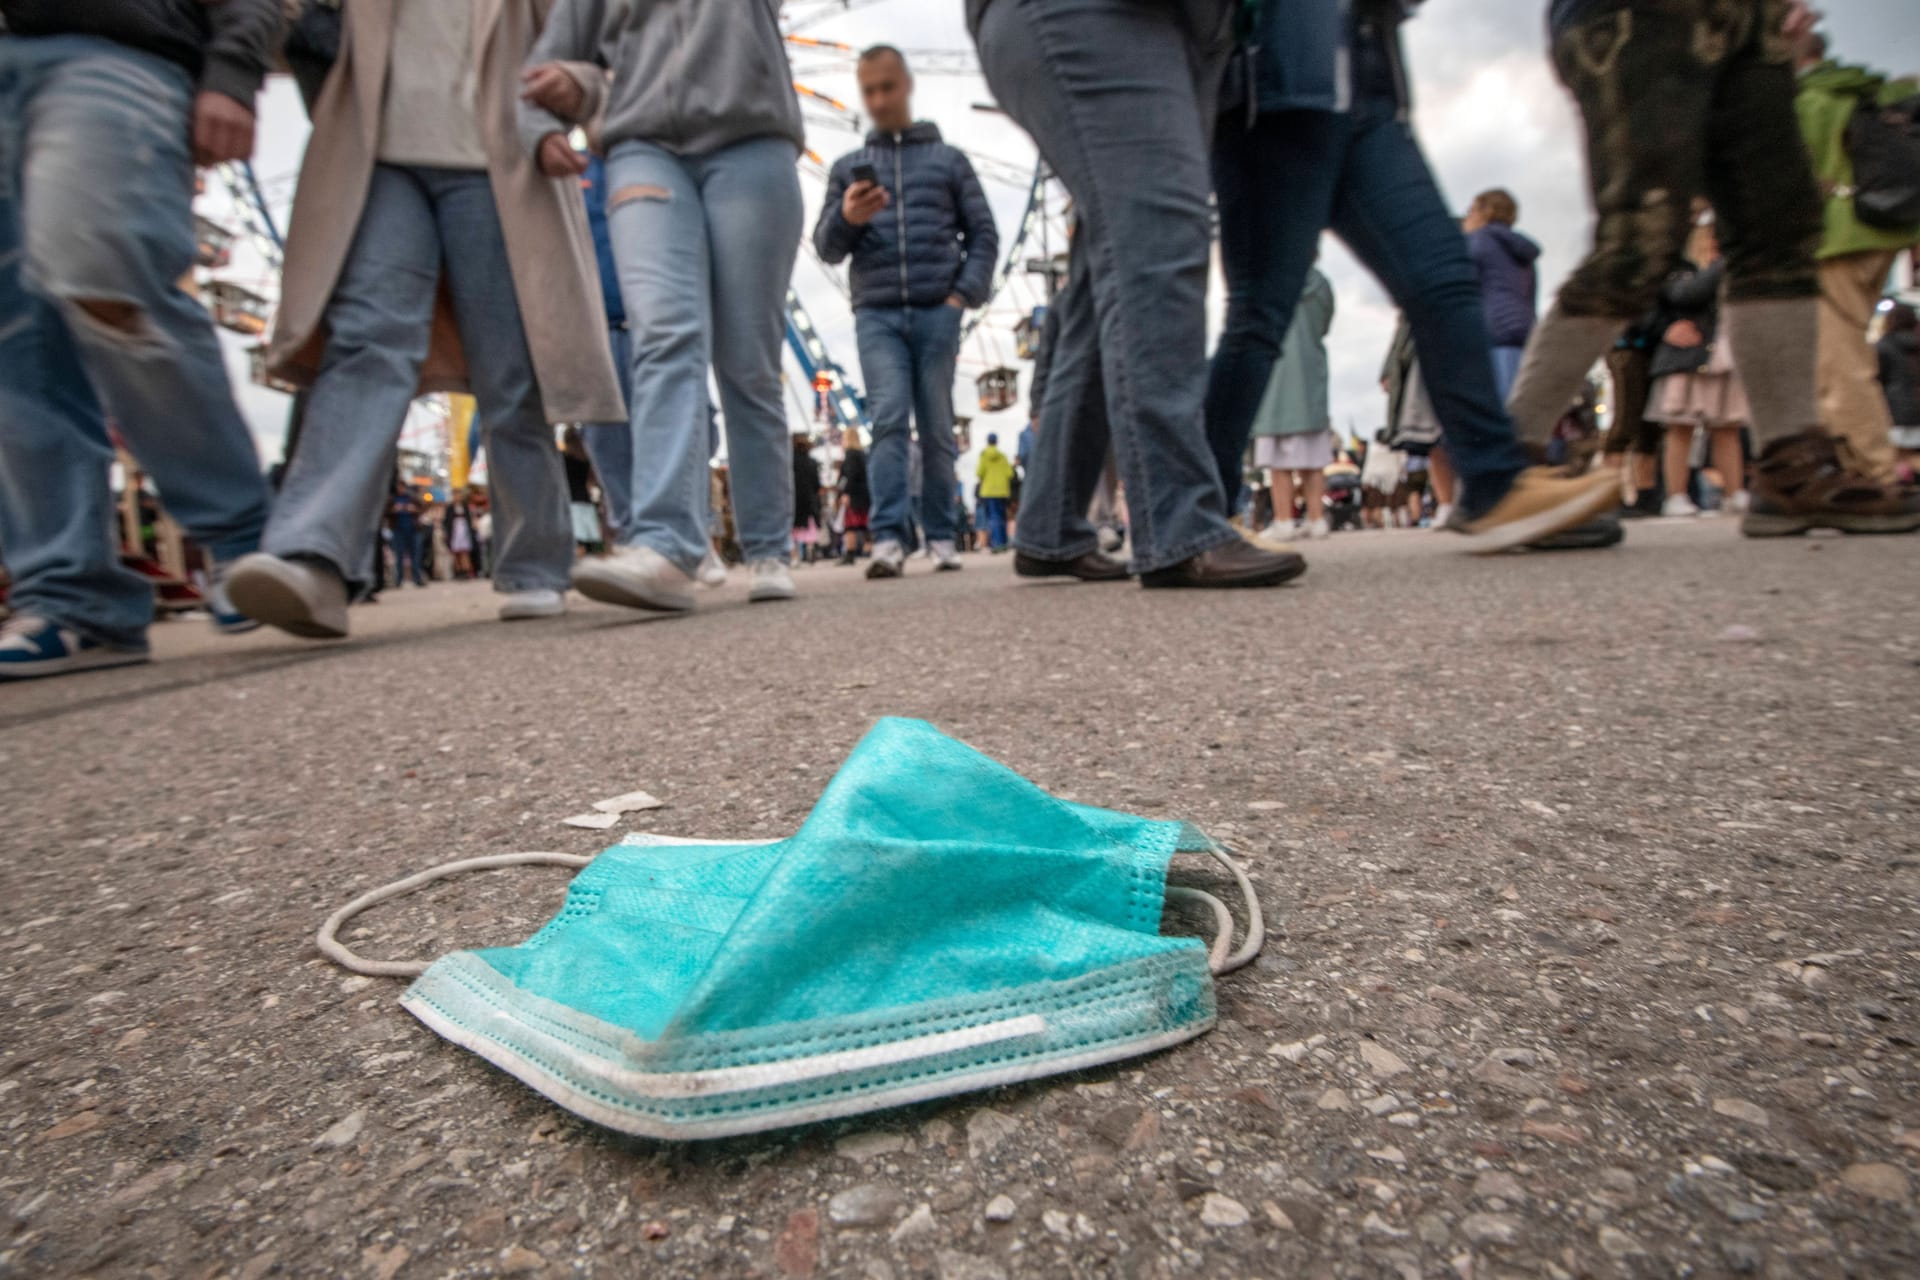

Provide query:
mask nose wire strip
left=317, top=852, right=593, bottom=977
left=1166, top=846, right=1267, bottom=976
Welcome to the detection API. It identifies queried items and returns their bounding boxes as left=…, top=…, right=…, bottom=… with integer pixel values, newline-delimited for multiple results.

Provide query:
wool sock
left=1504, top=303, right=1628, bottom=447
left=1720, top=297, right=1819, bottom=449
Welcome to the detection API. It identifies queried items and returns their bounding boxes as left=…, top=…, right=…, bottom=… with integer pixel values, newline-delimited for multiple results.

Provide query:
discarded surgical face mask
left=319, top=718, right=1264, bottom=1139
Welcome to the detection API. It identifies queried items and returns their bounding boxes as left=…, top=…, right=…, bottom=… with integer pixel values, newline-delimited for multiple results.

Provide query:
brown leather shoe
left=1743, top=429, right=1920, bottom=536
left=1013, top=550, right=1131, bottom=582
left=1139, top=538, right=1306, bottom=589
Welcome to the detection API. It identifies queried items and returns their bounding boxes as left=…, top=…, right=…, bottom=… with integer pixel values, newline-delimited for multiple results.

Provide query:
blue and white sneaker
left=0, top=614, right=150, bottom=681
left=206, top=562, right=262, bottom=636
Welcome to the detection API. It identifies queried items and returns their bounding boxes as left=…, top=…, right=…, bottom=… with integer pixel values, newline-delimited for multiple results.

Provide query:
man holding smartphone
left=812, top=45, right=998, bottom=579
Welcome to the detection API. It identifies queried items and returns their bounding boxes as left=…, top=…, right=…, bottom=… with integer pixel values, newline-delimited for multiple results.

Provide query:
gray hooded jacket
left=519, top=0, right=803, bottom=159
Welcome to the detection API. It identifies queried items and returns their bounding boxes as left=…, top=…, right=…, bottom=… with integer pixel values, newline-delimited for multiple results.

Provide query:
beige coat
left=267, top=0, right=624, bottom=425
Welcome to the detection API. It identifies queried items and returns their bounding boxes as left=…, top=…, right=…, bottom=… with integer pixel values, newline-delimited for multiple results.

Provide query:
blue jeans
left=0, top=35, right=269, bottom=647
left=979, top=497, right=1010, bottom=549
left=264, top=165, right=572, bottom=595
left=391, top=518, right=425, bottom=586
left=973, top=0, right=1241, bottom=573
left=582, top=324, right=633, bottom=545
left=856, top=304, right=962, bottom=547
left=1491, top=345, right=1525, bottom=401
left=1206, top=98, right=1530, bottom=518
left=606, top=136, right=800, bottom=572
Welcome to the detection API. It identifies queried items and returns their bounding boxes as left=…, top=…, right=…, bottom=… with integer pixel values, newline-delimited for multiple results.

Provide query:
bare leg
left=1269, top=468, right=1296, bottom=529
left=1663, top=424, right=1695, bottom=506
left=1709, top=425, right=1746, bottom=506
left=1302, top=469, right=1327, bottom=529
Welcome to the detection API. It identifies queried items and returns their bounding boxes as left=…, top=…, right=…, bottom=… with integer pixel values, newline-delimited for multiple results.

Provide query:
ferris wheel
left=191, top=2, right=1070, bottom=466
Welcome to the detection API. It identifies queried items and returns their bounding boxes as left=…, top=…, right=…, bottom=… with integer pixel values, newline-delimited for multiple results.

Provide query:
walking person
left=837, top=435, right=872, bottom=564
left=1645, top=214, right=1753, bottom=517
left=1203, top=0, right=1621, bottom=555
left=0, top=0, right=279, bottom=680
left=1251, top=267, right=1338, bottom=543
left=388, top=481, right=427, bottom=586
left=968, top=0, right=1305, bottom=588
left=1790, top=22, right=1920, bottom=483
left=1464, top=189, right=1542, bottom=400
left=792, top=434, right=823, bottom=564
left=975, top=433, right=1015, bottom=552
left=813, top=46, right=996, bottom=580
left=228, top=0, right=624, bottom=639
left=1504, top=0, right=1920, bottom=536
left=521, top=0, right=803, bottom=611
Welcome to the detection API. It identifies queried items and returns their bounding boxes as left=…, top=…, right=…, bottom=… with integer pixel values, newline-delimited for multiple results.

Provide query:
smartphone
left=851, top=162, right=879, bottom=187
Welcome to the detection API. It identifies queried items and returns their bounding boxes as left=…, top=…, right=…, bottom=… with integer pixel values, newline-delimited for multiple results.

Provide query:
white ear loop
left=316, top=852, right=592, bottom=977
left=1167, top=845, right=1266, bottom=975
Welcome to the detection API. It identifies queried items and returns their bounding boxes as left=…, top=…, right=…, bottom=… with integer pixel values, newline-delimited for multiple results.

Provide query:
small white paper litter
left=562, top=812, right=620, bottom=830
left=591, top=790, right=666, bottom=815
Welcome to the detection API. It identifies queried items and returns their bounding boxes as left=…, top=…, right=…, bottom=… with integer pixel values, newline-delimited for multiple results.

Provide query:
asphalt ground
left=3, top=518, right=1918, bottom=1279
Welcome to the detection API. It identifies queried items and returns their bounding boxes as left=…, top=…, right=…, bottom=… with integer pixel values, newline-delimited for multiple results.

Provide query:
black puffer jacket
left=1879, top=329, right=1920, bottom=427
left=1649, top=259, right=1727, bottom=381
left=813, top=123, right=999, bottom=311
left=1, top=0, right=282, bottom=103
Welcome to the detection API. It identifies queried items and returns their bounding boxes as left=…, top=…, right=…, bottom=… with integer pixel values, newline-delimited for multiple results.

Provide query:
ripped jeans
left=0, top=35, right=269, bottom=647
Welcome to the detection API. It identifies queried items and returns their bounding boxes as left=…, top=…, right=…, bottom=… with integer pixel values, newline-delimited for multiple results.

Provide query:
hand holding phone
left=842, top=163, right=889, bottom=226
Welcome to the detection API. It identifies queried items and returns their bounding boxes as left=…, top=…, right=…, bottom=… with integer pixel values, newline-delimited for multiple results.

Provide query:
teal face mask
left=320, top=718, right=1263, bottom=1139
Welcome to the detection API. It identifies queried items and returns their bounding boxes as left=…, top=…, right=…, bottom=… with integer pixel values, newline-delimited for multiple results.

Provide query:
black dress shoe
left=1139, top=538, right=1306, bottom=589
left=1528, top=511, right=1625, bottom=550
left=1014, top=550, right=1131, bottom=582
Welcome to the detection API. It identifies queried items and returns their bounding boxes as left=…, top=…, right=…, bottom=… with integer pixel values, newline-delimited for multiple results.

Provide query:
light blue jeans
left=606, top=136, right=800, bottom=572
left=582, top=325, right=634, bottom=546
left=263, top=165, right=572, bottom=595
left=0, top=35, right=269, bottom=648
left=855, top=304, right=962, bottom=547
left=973, top=0, right=1240, bottom=573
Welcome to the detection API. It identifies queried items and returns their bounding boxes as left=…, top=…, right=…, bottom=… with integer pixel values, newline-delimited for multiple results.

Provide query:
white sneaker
left=572, top=545, right=696, bottom=613
left=1723, top=489, right=1750, bottom=515
left=697, top=549, right=728, bottom=588
left=1305, top=518, right=1331, bottom=540
left=498, top=588, right=566, bottom=620
left=1096, top=525, right=1125, bottom=554
left=1661, top=494, right=1699, bottom=518
left=1254, top=520, right=1298, bottom=548
left=866, top=539, right=906, bottom=580
left=748, top=559, right=795, bottom=602
left=930, top=539, right=962, bottom=572
left=223, top=552, right=351, bottom=639
left=1430, top=503, right=1456, bottom=531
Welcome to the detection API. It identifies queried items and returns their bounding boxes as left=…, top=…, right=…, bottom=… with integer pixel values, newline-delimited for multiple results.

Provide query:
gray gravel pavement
left=3, top=520, right=1918, bottom=1280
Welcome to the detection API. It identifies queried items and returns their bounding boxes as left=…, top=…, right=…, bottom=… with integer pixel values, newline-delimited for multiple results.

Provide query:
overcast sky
left=217, top=0, right=1920, bottom=469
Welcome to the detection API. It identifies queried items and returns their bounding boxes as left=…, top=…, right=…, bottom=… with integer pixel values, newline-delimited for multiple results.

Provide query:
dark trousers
left=1551, top=0, right=1819, bottom=318
left=1207, top=97, right=1530, bottom=519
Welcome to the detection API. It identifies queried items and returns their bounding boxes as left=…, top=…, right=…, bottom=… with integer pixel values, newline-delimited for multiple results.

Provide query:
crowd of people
left=0, top=0, right=1915, bottom=682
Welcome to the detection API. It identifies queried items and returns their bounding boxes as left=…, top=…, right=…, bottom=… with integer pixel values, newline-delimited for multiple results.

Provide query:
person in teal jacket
left=1792, top=20, right=1920, bottom=482
left=1248, top=268, right=1336, bottom=540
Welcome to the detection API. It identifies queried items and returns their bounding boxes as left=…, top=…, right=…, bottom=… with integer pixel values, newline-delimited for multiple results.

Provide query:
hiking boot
left=1450, top=467, right=1620, bottom=554
left=1742, top=429, right=1920, bottom=536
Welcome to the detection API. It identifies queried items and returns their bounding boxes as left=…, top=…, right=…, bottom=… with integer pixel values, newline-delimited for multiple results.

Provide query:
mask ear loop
left=316, top=852, right=592, bottom=978
left=1166, top=845, right=1266, bottom=976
